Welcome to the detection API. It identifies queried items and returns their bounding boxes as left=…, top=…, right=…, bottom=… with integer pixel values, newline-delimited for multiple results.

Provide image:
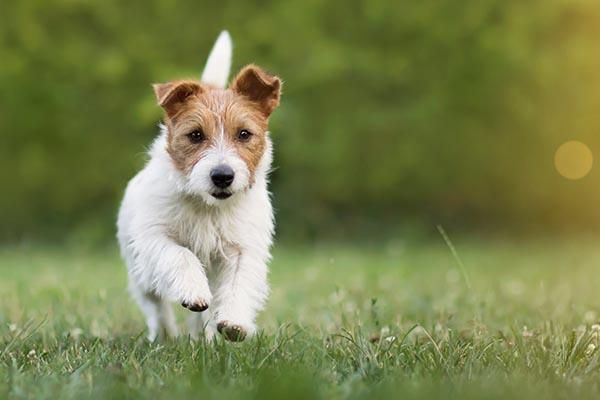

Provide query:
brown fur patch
left=231, top=64, right=281, bottom=117
left=153, top=80, right=203, bottom=118
left=154, top=65, right=281, bottom=181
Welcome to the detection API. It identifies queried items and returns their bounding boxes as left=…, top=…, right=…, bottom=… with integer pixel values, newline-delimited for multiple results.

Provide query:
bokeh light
left=554, top=141, right=593, bottom=180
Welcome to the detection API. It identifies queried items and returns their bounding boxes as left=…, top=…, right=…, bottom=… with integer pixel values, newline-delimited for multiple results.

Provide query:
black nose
left=210, top=165, right=235, bottom=188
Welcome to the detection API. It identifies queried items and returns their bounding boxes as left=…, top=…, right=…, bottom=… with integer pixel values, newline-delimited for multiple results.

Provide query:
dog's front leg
left=131, top=231, right=212, bottom=311
left=211, top=250, right=268, bottom=341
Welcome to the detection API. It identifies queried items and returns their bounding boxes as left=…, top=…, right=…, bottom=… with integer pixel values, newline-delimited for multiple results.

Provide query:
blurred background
left=2, top=0, right=600, bottom=245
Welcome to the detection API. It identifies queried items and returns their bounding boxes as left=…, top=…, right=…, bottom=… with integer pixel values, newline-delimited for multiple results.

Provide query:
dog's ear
left=231, top=65, right=281, bottom=117
left=153, top=80, right=203, bottom=118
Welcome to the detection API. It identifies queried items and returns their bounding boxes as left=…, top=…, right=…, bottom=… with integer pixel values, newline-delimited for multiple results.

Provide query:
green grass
left=3, top=237, right=600, bottom=399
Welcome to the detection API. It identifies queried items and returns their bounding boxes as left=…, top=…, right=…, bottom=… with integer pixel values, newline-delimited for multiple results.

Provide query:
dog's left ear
left=231, top=65, right=281, bottom=117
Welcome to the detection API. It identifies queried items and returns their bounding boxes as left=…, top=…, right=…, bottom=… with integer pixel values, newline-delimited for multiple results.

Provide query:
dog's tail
left=201, top=30, right=232, bottom=89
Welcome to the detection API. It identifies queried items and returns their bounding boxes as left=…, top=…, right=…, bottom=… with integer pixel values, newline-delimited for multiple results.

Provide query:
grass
left=3, top=236, right=600, bottom=399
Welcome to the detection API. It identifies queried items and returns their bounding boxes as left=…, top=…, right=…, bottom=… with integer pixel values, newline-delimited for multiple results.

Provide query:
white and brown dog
left=117, top=32, right=281, bottom=342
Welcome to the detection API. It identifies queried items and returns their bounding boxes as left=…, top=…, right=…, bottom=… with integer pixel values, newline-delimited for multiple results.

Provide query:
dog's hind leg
left=131, top=285, right=178, bottom=341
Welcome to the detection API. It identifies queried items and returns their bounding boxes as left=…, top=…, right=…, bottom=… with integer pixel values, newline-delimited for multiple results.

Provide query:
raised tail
left=201, top=30, right=232, bottom=88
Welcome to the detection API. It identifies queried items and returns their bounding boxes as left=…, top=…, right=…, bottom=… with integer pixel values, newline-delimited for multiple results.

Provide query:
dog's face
left=154, top=65, right=281, bottom=205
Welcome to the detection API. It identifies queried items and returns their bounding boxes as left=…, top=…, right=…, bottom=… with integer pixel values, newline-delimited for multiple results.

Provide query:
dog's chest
left=169, top=199, right=239, bottom=267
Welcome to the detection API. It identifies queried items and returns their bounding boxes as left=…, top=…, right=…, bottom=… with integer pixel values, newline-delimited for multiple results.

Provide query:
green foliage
left=3, top=239, right=600, bottom=398
left=2, top=0, right=600, bottom=241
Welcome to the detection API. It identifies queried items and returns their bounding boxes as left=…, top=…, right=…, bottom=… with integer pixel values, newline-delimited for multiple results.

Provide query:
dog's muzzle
left=210, top=165, right=234, bottom=199
left=210, top=165, right=234, bottom=188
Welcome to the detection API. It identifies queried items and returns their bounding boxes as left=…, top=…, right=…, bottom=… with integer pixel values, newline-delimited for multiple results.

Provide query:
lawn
left=2, top=236, right=600, bottom=399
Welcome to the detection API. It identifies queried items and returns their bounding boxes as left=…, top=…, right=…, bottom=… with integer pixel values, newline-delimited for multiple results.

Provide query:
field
left=2, top=236, right=600, bottom=399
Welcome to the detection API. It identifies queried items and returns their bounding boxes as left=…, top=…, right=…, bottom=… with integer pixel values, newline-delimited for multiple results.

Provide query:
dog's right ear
left=153, top=80, right=203, bottom=118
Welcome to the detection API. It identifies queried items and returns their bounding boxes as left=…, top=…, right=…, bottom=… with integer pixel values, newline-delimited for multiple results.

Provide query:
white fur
left=201, top=31, right=232, bottom=88
left=117, top=31, right=274, bottom=342
left=182, top=128, right=252, bottom=207
left=117, top=130, right=274, bottom=341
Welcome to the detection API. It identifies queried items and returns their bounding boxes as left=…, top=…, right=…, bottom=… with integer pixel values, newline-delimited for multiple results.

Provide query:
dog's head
left=153, top=65, right=281, bottom=205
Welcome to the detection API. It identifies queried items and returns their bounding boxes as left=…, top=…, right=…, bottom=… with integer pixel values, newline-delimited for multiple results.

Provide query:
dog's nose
left=210, top=165, right=235, bottom=188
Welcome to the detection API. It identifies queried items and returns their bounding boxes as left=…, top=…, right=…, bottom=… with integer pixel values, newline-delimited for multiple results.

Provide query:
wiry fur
left=117, top=32, right=280, bottom=342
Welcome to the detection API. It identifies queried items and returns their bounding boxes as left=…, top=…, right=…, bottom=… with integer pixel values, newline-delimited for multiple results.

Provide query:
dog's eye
left=238, top=129, right=253, bottom=142
left=188, top=129, right=205, bottom=143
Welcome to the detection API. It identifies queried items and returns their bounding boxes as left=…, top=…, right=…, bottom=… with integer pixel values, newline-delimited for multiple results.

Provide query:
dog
left=117, top=31, right=281, bottom=342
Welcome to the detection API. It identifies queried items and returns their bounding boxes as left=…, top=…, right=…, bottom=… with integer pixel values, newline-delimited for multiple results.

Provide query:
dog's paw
left=217, top=321, right=247, bottom=342
left=181, top=298, right=209, bottom=312
left=173, top=265, right=212, bottom=312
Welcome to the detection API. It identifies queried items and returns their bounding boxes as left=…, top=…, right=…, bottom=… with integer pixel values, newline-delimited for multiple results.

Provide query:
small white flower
left=384, top=335, right=397, bottom=343
left=70, top=328, right=83, bottom=339
left=522, top=326, right=535, bottom=338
